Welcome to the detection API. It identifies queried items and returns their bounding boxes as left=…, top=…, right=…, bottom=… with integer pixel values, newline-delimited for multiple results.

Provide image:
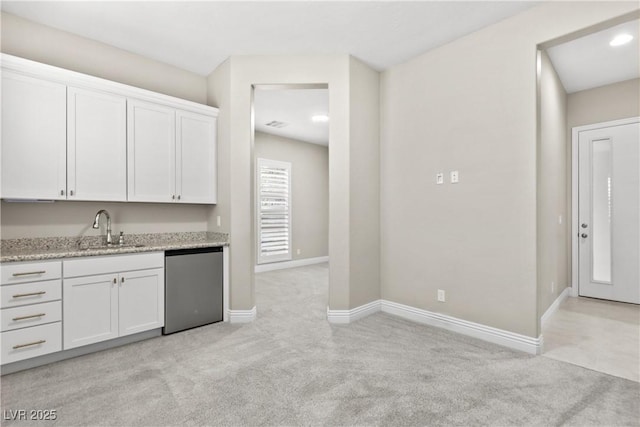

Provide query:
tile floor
left=542, top=295, right=640, bottom=382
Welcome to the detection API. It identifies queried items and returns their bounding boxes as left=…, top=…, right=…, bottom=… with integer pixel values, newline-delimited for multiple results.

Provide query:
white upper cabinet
left=127, top=103, right=218, bottom=204
left=1, top=54, right=218, bottom=204
left=127, top=100, right=176, bottom=202
left=1, top=71, right=67, bottom=200
left=176, top=110, right=217, bottom=204
left=67, top=87, right=127, bottom=201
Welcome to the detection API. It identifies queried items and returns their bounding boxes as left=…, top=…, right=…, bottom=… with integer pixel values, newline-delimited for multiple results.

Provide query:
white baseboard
left=380, top=300, right=542, bottom=355
left=326, top=298, right=542, bottom=355
left=229, top=306, right=257, bottom=324
left=541, top=286, right=570, bottom=325
left=327, top=300, right=381, bottom=324
left=255, top=256, right=329, bottom=273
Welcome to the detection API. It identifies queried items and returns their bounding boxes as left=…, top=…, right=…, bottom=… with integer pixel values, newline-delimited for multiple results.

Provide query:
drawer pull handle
left=12, top=271, right=46, bottom=277
left=13, top=340, right=46, bottom=350
left=12, top=313, right=46, bottom=321
left=12, top=291, right=46, bottom=298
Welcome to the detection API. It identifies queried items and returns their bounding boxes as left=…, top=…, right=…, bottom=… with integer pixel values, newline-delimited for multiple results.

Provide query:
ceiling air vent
left=265, top=120, right=288, bottom=128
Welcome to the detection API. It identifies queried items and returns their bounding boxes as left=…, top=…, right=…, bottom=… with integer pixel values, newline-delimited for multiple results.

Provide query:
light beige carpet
left=2, top=263, right=639, bottom=426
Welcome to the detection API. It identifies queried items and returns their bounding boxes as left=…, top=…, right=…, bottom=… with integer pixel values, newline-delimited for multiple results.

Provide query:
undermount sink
left=78, top=244, right=146, bottom=251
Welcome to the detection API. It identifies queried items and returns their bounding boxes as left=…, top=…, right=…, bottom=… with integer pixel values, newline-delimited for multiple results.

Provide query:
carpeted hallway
left=1, top=263, right=639, bottom=426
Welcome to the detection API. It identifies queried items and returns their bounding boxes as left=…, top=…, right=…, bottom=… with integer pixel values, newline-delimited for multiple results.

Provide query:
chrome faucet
left=92, top=210, right=113, bottom=245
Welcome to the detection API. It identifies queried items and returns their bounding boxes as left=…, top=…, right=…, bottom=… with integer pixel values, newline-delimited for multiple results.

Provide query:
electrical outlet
left=437, top=289, right=446, bottom=302
left=450, top=170, right=459, bottom=184
left=216, top=216, right=221, bottom=227
left=436, top=173, right=444, bottom=185
left=551, top=281, right=555, bottom=293
left=296, top=249, right=301, bottom=255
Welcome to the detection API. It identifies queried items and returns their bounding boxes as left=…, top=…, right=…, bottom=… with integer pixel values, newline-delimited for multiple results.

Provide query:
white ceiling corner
left=547, top=19, right=640, bottom=94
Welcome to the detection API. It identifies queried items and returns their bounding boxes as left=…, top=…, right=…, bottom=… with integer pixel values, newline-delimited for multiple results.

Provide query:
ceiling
left=9, top=2, right=634, bottom=144
left=0, top=1, right=538, bottom=145
left=547, top=19, right=640, bottom=94
left=1, top=1, right=537, bottom=76
left=254, top=88, right=329, bottom=146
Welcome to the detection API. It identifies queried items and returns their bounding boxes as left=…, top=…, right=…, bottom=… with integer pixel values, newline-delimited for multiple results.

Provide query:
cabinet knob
left=60, top=190, right=65, bottom=196
left=172, top=195, right=175, bottom=200
left=177, top=195, right=181, bottom=200
left=113, top=278, right=116, bottom=284
left=121, top=277, right=125, bottom=284
left=70, top=190, right=74, bottom=196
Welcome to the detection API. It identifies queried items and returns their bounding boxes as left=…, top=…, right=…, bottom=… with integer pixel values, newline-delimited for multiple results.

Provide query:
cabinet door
left=176, top=110, right=217, bottom=204
left=63, top=274, right=118, bottom=349
left=127, top=100, right=176, bottom=202
left=67, top=87, right=127, bottom=201
left=1, top=72, right=66, bottom=200
left=118, top=268, right=164, bottom=337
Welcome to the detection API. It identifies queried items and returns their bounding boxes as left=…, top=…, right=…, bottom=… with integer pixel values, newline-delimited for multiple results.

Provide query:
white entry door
left=577, top=119, right=639, bottom=304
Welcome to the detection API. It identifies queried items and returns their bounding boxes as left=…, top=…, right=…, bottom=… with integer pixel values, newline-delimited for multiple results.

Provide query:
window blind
left=257, top=158, right=292, bottom=264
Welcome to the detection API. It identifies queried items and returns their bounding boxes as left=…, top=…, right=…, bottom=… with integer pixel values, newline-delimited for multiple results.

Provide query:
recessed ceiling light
left=265, top=120, right=288, bottom=128
left=609, top=34, right=633, bottom=47
left=311, top=114, right=329, bottom=123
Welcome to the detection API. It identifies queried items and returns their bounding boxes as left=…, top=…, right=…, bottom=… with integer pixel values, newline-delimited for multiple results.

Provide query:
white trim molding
left=255, top=256, right=328, bottom=273
left=327, top=299, right=542, bottom=355
left=380, top=300, right=542, bottom=355
left=229, top=306, right=257, bottom=324
left=326, top=300, right=381, bottom=324
left=541, top=286, right=570, bottom=326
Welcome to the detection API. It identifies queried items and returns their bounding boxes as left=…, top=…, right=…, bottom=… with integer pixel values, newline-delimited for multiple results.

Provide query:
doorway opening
left=251, top=84, right=330, bottom=318
left=537, top=14, right=639, bottom=382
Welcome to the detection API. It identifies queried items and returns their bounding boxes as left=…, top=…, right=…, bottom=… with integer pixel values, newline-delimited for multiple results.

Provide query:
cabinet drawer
left=63, top=252, right=163, bottom=278
left=0, top=280, right=61, bottom=309
left=1, top=322, right=61, bottom=365
left=1, top=260, right=61, bottom=285
left=1, top=301, right=62, bottom=332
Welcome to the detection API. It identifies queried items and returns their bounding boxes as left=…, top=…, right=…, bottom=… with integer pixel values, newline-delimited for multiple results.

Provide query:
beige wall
left=0, top=12, right=211, bottom=240
left=1, top=12, right=207, bottom=102
left=206, top=59, right=231, bottom=235
left=380, top=2, right=638, bottom=338
left=568, top=78, right=640, bottom=129
left=349, top=57, right=381, bottom=307
left=537, top=51, right=568, bottom=323
left=0, top=201, right=209, bottom=239
left=207, top=55, right=350, bottom=311
left=207, top=54, right=380, bottom=312
left=254, top=131, right=328, bottom=261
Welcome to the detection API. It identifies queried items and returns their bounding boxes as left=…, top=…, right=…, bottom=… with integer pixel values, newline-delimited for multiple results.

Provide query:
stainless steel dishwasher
left=163, top=246, right=223, bottom=334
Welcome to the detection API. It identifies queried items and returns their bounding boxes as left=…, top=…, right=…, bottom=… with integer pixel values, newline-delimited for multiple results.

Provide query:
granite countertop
left=0, top=232, right=229, bottom=263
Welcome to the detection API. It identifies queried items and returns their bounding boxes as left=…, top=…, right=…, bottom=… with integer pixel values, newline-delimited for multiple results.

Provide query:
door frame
left=571, top=116, right=640, bottom=297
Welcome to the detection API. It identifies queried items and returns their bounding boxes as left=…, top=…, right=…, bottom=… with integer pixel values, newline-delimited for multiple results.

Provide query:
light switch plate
left=450, top=171, right=459, bottom=184
left=437, top=289, right=446, bottom=302
left=436, top=173, right=444, bottom=185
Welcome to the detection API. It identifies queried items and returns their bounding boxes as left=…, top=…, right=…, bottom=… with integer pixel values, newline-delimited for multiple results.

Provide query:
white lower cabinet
left=118, top=268, right=164, bottom=337
left=63, top=253, right=164, bottom=350
left=1, top=260, right=63, bottom=364
left=1, top=323, right=62, bottom=365
left=63, top=273, right=119, bottom=349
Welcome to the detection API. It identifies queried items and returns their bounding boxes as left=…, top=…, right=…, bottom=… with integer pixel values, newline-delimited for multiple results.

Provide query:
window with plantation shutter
left=257, top=158, right=292, bottom=264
